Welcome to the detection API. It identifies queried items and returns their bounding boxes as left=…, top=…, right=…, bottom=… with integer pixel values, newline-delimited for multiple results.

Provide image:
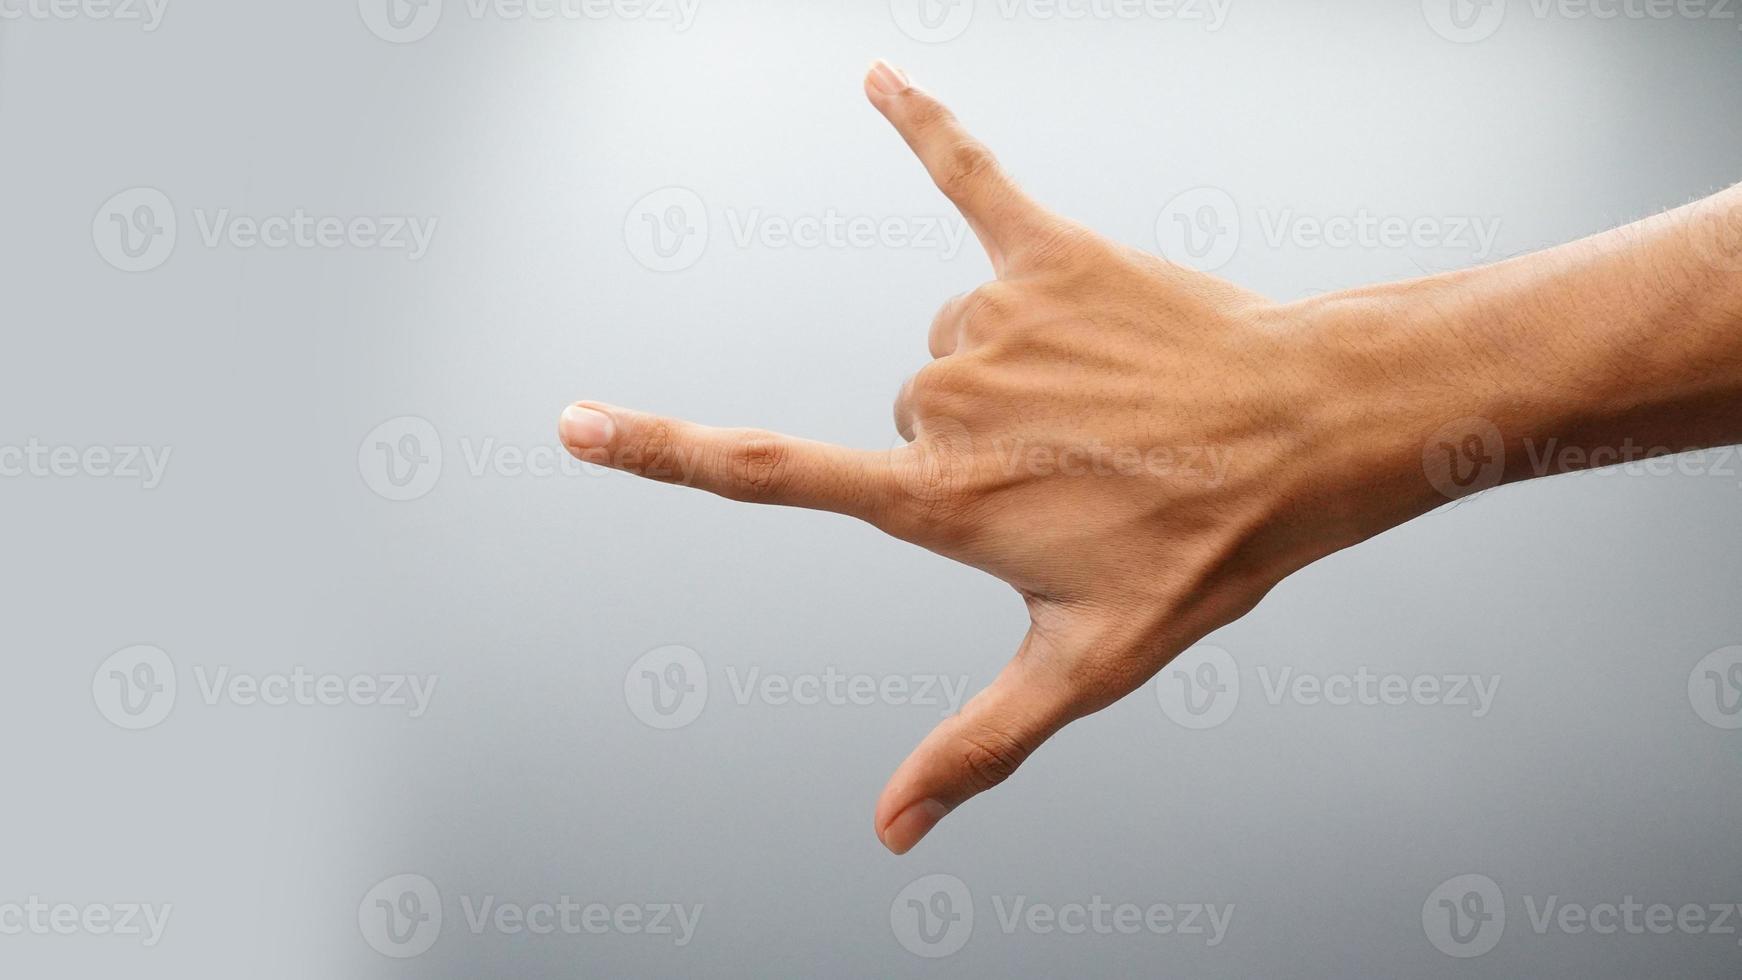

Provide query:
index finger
left=864, top=60, right=1052, bottom=274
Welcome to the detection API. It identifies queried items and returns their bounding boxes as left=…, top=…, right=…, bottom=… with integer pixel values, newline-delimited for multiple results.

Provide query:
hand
left=560, top=62, right=1482, bottom=853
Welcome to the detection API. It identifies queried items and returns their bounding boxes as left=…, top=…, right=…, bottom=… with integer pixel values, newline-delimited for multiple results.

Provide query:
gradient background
left=3, top=0, right=1741, bottom=976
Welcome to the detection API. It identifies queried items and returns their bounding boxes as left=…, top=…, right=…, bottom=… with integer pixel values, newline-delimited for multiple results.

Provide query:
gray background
left=3, top=0, right=1741, bottom=976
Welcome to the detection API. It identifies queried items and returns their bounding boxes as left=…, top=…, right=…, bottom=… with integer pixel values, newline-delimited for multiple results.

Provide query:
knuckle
left=954, top=724, right=1030, bottom=793
left=938, top=139, right=1000, bottom=196
left=894, top=374, right=917, bottom=413
left=633, top=418, right=684, bottom=481
left=1021, top=221, right=1101, bottom=271
left=928, top=293, right=970, bottom=352
left=908, top=360, right=972, bottom=416
left=895, top=448, right=955, bottom=502
left=724, top=434, right=790, bottom=501
left=961, top=284, right=1014, bottom=339
left=905, top=95, right=956, bottom=136
left=893, top=380, right=918, bottom=439
left=912, top=357, right=973, bottom=398
left=887, top=449, right=975, bottom=543
left=907, top=361, right=946, bottom=402
left=1064, top=657, right=1142, bottom=711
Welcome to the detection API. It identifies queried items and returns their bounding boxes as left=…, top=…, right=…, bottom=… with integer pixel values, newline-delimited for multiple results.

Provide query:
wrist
left=1275, top=284, right=1489, bottom=546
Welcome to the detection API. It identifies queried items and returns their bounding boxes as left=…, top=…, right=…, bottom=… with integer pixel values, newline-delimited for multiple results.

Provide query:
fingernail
left=868, top=59, right=911, bottom=96
left=880, top=798, right=949, bottom=855
left=560, top=405, right=614, bottom=449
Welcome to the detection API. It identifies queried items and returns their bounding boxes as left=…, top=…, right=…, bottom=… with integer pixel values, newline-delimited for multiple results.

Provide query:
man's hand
left=563, top=59, right=1366, bottom=854
left=561, top=60, right=1742, bottom=854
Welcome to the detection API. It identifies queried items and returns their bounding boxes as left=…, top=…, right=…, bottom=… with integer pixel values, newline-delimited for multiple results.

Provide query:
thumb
left=874, top=631, right=1083, bottom=855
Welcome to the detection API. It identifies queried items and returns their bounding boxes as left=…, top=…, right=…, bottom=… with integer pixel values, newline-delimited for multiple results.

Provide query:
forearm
left=1299, top=184, right=1742, bottom=532
left=1438, top=184, right=1742, bottom=466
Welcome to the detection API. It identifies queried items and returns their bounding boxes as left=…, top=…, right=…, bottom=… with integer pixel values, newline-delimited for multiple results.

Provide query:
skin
left=560, top=60, right=1742, bottom=854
